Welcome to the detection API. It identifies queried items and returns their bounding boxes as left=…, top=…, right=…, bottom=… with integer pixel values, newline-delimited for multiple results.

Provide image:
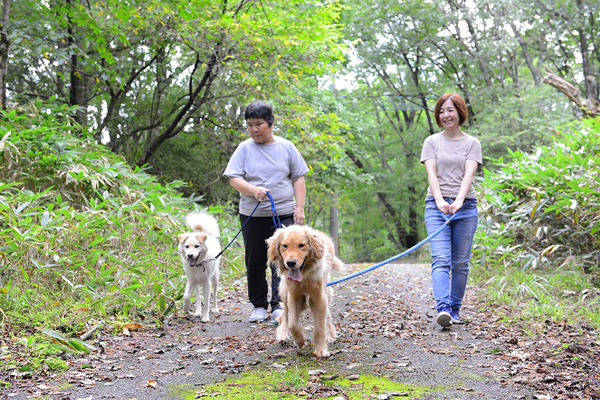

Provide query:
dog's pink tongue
left=287, top=268, right=302, bottom=282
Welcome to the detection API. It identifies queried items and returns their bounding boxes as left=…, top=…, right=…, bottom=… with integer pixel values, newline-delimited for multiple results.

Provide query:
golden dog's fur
left=267, top=225, right=344, bottom=357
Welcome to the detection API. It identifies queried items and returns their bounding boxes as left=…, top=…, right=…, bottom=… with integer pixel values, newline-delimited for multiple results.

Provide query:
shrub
left=474, top=117, right=600, bottom=281
left=0, top=101, right=243, bottom=338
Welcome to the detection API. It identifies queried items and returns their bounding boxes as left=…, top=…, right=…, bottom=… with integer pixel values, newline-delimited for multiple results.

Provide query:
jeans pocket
left=462, top=199, right=478, bottom=209
left=425, top=199, right=437, bottom=210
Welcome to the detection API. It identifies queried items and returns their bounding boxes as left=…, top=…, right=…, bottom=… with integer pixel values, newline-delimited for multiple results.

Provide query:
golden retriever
left=267, top=225, right=344, bottom=357
left=178, top=212, right=221, bottom=322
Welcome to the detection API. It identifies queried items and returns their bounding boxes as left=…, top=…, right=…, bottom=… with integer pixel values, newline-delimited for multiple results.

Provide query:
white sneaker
left=436, top=311, right=452, bottom=328
left=248, top=307, right=268, bottom=323
left=271, top=308, right=284, bottom=325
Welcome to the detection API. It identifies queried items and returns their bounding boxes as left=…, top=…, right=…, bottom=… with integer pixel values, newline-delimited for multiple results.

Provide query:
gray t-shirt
left=420, top=133, right=482, bottom=199
left=224, top=137, right=309, bottom=217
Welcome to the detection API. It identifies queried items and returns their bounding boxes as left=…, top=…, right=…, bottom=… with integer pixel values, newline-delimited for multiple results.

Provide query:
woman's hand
left=293, top=207, right=305, bottom=225
left=253, top=187, right=270, bottom=202
left=449, top=198, right=464, bottom=214
left=435, top=198, right=451, bottom=214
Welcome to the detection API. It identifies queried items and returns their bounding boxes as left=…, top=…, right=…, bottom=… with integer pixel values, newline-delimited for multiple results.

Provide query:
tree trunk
left=0, top=0, right=11, bottom=111
left=401, top=52, right=435, bottom=135
left=405, top=184, right=420, bottom=248
left=67, top=0, right=88, bottom=127
left=544, top=69, right=600, bottom=117
left=509, top=20, right=542, bottom=87
left=575, top=0, right=598, bottom=103
left=136, top=52, right=221, bottom=166
left=346, top=150, right=405, bottom=248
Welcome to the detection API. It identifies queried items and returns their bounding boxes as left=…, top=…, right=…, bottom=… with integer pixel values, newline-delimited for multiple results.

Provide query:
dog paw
left=200, top=315, right=210, bottom=323
left=326, top=330, right=338, bottom=343
left=293, top=337, right=306, bottom=350
left=211, top=307, right=219, bottom=315
left=313, top=348, right=330, bottom=358
left=275, top=332, right=290, bottom=342
left=275, top=326, right=289, bottom=342
left=183, top=298, right=191, bottom=312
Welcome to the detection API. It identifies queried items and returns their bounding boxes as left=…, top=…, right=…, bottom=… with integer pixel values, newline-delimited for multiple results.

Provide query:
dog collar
left=193, top=257, right=215, bottom=272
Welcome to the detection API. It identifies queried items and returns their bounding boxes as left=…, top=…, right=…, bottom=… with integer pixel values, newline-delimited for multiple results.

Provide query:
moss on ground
left=169, top=362, right=433, bottom=399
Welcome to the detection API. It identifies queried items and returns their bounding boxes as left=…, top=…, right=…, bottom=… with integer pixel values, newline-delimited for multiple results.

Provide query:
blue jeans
left=424, top=197, right=478, bottom=313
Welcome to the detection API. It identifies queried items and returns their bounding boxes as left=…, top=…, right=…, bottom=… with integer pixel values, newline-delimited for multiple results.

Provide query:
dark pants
left=240, top=213, right=294, bottom=310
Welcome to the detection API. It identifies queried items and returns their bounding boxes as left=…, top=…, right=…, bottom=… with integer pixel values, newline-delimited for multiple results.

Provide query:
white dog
left=178, top=212, right=221, bottom=322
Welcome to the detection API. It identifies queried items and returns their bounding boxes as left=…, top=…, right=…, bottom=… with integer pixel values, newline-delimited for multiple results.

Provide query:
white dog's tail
left=185, top=212, right=220, bottom=237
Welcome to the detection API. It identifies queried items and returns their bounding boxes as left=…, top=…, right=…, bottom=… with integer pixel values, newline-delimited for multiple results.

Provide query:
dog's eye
left=298, top=243, right=305, bottom=248
left=282, top=244, right=288, bottom=249
left=195, top=245, right=200, bottom=248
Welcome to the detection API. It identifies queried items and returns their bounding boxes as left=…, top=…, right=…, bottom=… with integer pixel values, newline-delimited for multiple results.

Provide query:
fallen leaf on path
left=146, top=379, right=158, bottom=388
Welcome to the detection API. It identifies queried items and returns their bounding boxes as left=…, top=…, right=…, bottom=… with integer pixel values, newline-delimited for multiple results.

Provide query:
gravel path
left=3, top=263, right=536, bottom=400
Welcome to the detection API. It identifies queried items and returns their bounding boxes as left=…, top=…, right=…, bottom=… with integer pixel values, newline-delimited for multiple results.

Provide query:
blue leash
left=266, top=192, right=282, bottom=229
left=215, top=192, right=280, bottom=259
left=327, top=213, right=457, bottom=286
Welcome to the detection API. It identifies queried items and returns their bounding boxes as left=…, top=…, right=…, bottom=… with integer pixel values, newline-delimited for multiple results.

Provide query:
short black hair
left=244, top=101, right=275, bottom=126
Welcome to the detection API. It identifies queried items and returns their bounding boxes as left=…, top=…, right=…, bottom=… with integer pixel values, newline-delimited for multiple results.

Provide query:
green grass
left=1, top=335, right=70, bottom=376
left=473, top=265, right=600, bottom=329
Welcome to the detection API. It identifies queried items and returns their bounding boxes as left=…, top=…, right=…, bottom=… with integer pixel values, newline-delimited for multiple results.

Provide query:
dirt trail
left=0, top=263, right=555, bottom=399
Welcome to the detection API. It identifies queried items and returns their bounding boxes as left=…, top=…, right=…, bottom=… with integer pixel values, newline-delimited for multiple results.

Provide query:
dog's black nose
left=286, top=259, right=297, bottom=268
left=188, top=254, right=194, bottom=259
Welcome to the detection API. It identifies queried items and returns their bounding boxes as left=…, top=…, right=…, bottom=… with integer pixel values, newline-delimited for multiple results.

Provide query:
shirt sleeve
left=420, top=136, right=436, bottom=163
left=223, top=142, right=247, bottom=179
left=467, top=137, right=483, bottom=166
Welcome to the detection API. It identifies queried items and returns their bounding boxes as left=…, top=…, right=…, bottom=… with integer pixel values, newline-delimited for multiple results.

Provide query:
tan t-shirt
left=420, top=133, right=482, bottom=199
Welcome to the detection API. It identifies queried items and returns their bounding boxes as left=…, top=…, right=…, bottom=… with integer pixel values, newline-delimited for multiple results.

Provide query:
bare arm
left=292, top=176, right=306, bottom=224
left=229, top=177, right=269, bottom=202
left=449, top=160, right=479, bottom=213
left=424, top=159, right=451, bottom=214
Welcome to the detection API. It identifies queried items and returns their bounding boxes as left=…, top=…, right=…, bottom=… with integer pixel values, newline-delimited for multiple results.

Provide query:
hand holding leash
left=253, top=187, right=270, bottom=202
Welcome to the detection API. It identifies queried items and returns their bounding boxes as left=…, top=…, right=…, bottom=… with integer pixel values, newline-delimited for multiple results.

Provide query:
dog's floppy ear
left=266, top=229, right=284, bottom=267
left=195, top=232, right=208, bottom=243
left=177, top=234, right=187, bottom=244
left=308, top=232, right=325, bottom=261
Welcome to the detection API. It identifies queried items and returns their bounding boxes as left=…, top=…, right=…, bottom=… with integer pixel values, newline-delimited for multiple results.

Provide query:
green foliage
left=8, top=0, right=347, bottom=166
left=479, top=267, right=600, bottom=327
left=467, top=86, right=576, bottom=159
left=5, top=335, right=70, bottom=375
left=472, top=117, right=600, bottom=325
left=474, top=117, right=600, bottom=275
left=0, top=101, right=244, bottom=339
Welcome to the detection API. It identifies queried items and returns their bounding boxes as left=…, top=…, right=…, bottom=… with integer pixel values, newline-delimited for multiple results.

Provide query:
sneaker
left=450, top=307, right=461, bottom=324
left=271, top=307, right=284, bottom=325
left=436, top=310, right=452, bottom=328
left=248, top=307, right=268, bottom=323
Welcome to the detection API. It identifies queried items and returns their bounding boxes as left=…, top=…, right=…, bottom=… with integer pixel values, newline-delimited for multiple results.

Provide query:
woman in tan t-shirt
left=420, top=93, right=482, bottom=328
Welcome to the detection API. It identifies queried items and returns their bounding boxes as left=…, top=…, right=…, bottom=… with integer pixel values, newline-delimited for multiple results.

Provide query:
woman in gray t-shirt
left=420, top=93, right=482, bottom=328
left=224, top=101, right=309, bottom=324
